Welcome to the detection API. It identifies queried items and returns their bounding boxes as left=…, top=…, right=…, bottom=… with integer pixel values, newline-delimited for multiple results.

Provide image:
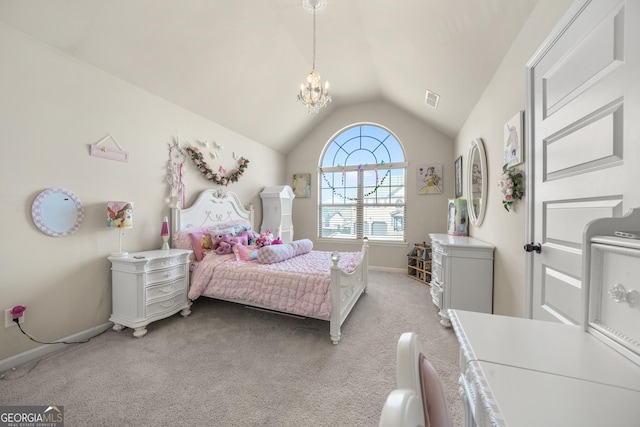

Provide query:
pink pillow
left=189, top=231, right=215, bottom=261
left=173, top=229, right=195, bottom=251
left=233, top=244, right=259, bottom=261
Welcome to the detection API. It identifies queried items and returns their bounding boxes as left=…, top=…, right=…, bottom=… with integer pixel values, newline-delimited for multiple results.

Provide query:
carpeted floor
left=0, top=271, right=462, bottom=426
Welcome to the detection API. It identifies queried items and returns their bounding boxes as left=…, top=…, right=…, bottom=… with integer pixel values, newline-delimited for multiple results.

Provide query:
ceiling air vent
left=425, top=90, right=440, bottom=109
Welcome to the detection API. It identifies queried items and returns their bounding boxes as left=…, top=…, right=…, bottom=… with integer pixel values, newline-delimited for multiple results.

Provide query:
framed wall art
left=292, top=173, right=311, bottom=198
left=454, top=156, right=463, bottom=198
left=417, top=164, right=442, bottom=195
left=504, top=111, right=524, bottom=168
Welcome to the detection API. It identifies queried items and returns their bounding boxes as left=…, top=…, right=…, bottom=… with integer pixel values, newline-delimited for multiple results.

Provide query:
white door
left=525, top=0, right=640, bottom=323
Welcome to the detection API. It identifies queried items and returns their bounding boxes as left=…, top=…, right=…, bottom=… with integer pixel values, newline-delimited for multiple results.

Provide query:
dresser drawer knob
left=608, top=283, right=638, bottom=308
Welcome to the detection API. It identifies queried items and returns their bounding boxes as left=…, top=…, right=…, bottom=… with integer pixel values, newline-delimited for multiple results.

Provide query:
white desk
left=449, top=309, right=640, bottom=426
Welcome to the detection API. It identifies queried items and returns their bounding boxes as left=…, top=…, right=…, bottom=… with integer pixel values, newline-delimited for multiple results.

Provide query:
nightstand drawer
left=146, top=292, right=187, bottom=317
left=146, top=265, right=186, bottom=286
left=146, top=279, right=185, bottom=301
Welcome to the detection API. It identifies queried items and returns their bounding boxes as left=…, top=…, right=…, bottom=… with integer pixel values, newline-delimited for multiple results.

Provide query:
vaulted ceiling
left=0, top=0, right=539, bottom=153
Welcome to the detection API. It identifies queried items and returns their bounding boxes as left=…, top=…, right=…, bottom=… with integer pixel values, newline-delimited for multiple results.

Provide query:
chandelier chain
left=312, top=5, right=317, bottom=70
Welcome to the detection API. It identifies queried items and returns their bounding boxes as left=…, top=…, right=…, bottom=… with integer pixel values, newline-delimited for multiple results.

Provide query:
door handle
left=524, top=242, right=541, bottom=253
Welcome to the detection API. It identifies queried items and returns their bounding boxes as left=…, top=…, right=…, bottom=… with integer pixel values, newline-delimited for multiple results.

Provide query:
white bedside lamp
left=107, top=201, right=133, bottom=257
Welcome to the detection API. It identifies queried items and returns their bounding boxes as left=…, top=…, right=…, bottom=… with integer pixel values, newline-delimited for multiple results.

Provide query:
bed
left=170, top=189, right=369, bottom=344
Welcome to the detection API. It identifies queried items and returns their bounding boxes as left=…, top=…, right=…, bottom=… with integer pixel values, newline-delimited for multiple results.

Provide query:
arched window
left=318, top=124, right=407, bottom=242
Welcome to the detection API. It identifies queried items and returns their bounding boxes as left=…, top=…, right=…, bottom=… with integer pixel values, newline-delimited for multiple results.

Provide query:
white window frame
left=318, top=124, right=407, bottom=243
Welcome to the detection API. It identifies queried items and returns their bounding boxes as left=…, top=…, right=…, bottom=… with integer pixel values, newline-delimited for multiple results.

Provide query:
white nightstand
left=108, top=249, right=192, bottom=337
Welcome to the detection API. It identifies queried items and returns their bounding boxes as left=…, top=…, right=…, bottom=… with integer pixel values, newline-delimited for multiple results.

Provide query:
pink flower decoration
left=239, top=159, right=245, bottom=165
left=215, top=175, right=221, bottom=182
left=222, top=179, right=228, bottom=185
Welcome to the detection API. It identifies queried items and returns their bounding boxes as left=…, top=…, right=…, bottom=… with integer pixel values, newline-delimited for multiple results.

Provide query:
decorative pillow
left=258, top=244, right=296, bottom=264
left=173, top=229, right=195, bottom=251
left=189, top=231, right=215, bottom=261
left=289, top=239, right=313, bottom=255
left=257, top=239, right=313, bottom=264
left=233, top=244, right=259, bottom=261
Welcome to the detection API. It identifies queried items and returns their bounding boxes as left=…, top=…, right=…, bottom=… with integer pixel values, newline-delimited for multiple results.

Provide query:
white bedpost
left=330, top=251, right=342, bottom=345
left=245, top=201, right=255, bottom=233
left=170, top=198, right=181, bottom=248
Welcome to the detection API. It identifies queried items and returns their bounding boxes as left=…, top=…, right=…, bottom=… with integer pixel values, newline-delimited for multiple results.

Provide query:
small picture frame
left=417, top=164, right=443, bottom=195
left=454, top=156, right=463, bottom=198
left=504, top=111, right=524, bottom=168
left=292, top=173, right=311, bottom=198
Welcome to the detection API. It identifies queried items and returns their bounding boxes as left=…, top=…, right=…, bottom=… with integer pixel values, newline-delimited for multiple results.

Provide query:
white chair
left=379, top=332, right=453, bottom=427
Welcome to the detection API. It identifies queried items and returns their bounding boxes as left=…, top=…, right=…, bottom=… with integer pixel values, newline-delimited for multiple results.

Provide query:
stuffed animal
left=255, top=230, right=275, bottom=248
left=216, top=240, right=233, bottom=255
left=230, top=230, right=250, bottom=247
left=272, top=237, right=282, bottom=245
left=213, top=233, right=234, bottom=255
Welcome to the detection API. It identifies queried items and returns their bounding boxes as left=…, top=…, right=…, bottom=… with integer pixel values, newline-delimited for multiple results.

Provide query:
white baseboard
left=369, top=265, right=405, bottom=274
left=0, top=322, right=112, bottom=373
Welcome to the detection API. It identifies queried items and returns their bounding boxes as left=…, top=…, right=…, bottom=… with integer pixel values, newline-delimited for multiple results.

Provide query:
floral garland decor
left=185, top=146, right=249, bottom=186
left=319, top=167, right=391, bottom=201
left=498, top=164, right=523, bottom=212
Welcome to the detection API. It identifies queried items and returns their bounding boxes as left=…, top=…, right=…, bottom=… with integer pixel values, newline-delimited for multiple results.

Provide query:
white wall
left=454, top=0, right=573, bottom=317
left=287, top=100, right=454, bottom=269
left=0, top=23, right=284, bottom=361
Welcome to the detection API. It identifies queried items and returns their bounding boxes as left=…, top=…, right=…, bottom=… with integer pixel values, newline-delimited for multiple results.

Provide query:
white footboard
left=330, top=238, right=369, bottom=344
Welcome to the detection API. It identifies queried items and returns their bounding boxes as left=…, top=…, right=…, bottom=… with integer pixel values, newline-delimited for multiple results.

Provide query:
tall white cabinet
left=428, top=233, right=494, bottom=326
left=260, top=185, right=295, bottom=243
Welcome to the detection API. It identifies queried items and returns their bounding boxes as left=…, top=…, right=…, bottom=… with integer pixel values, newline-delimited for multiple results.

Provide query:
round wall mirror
left=466, top=138, right=487, bottom=226
left=32, top=188, right=85, bottom=237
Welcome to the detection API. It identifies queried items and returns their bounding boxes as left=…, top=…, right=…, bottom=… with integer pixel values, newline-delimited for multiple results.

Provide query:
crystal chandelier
left=298, top=0, right=331, bottom=114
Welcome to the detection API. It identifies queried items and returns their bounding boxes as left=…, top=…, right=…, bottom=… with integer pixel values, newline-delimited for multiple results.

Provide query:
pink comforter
left=189, top=250, right=363, bottom=320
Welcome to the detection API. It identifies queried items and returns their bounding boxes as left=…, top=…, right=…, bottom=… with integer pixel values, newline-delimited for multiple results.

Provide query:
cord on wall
left=14, top=319, right=107, bottom=345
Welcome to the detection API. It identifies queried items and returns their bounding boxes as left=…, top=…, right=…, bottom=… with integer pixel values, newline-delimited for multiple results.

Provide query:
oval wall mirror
left=466, top=138, right=487, bottom=227
left=32, top=188, right=85, bottom=237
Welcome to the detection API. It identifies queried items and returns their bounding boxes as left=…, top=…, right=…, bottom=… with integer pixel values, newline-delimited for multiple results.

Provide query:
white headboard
left=170, top=189, right=254, bottom=236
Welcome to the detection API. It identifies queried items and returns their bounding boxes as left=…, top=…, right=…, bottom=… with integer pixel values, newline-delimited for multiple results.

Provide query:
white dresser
left=428, top=233, right=494, bottom=327
left=108, top=249, right=192, bottom=338
left=449, top=210, right=640, bottom=426
left=260, top=185, right=295, bottom=243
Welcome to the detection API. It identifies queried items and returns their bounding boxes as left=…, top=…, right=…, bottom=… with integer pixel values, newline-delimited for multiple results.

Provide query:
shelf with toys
left=407, top=242, right=431, bottom=285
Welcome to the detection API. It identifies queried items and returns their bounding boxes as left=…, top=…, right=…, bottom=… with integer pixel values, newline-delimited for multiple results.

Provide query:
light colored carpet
left=0, top=271, right=462, bottom=426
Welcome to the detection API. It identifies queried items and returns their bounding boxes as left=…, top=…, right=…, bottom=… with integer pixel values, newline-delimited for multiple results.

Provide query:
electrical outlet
left=4, top=308, right=25, bottom=328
